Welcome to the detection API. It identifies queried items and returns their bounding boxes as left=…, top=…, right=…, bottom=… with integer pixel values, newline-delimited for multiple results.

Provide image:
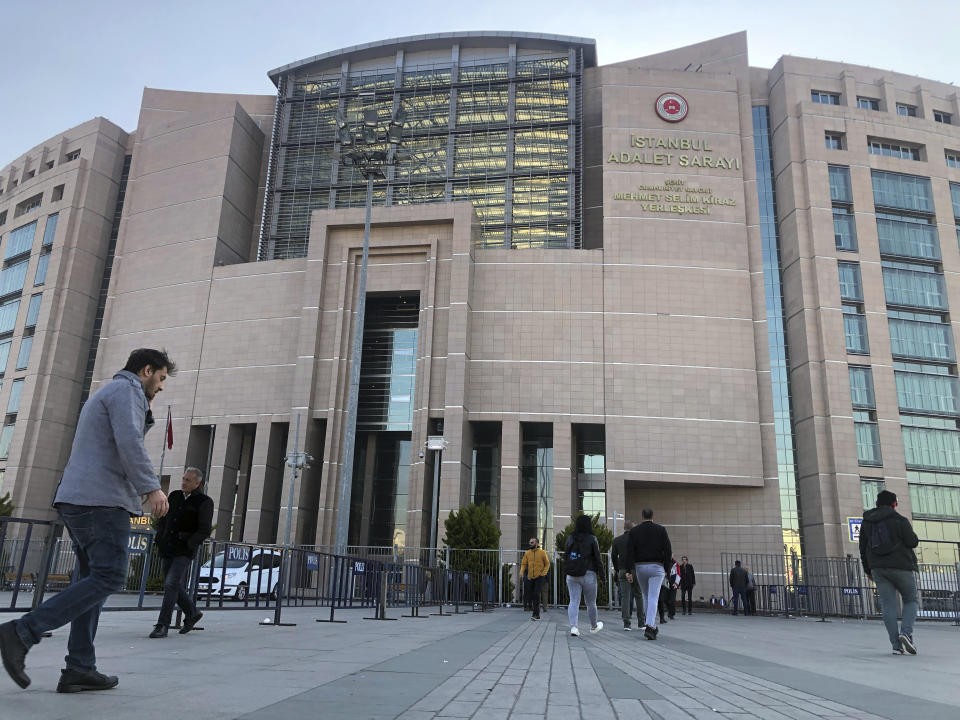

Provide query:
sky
left=3, top=0, right=959, bottom=166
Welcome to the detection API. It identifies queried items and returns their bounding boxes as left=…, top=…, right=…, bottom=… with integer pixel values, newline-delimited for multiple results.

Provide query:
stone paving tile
left=611, top=698, right=655, bottom=720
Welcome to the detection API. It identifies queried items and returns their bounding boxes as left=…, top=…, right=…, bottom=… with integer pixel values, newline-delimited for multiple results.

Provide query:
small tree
left=442, top=504, right=501, bottom=602
left=0, top=492, right=13, bottom=517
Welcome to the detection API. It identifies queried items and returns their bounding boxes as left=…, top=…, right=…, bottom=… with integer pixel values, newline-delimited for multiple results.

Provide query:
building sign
left=841, top=587, right=861, bottom=596
left=228, top=545, right=251, bottom=563
left=847, top=517, right=863, bottom=543
left=130, top=515, right=151, bottom=531
left=306, top=553, right=319, bottom=571
left=607, top=136, right=741, bottom=170
left=656, top=92, right=688, bottom=122
left=613, top=178, right=737, bottom=215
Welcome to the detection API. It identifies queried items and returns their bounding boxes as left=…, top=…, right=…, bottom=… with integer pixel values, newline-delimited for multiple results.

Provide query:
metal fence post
left=31, top=520, right=63, bottom=609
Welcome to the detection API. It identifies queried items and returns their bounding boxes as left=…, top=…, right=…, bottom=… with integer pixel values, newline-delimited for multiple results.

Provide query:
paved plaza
left=0, top=604, right=956, bottom=720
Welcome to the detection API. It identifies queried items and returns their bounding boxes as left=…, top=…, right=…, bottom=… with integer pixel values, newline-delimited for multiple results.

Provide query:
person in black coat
left=149, top=468, right=213, bottom=638
left=679, top=556, right=696, bottom=615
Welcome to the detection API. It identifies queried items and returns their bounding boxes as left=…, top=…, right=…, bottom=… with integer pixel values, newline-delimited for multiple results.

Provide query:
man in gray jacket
left=0, top=348, right=173, bottom=692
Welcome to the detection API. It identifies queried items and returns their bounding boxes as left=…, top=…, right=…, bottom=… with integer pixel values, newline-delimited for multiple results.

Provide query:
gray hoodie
left=54, top=370, right=160, bottom=515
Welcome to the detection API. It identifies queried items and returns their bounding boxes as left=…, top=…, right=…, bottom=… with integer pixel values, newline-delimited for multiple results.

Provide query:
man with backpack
left=859, top=490, right=920, bottom=655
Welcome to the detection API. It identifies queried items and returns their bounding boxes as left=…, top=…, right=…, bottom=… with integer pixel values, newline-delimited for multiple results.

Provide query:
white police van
left=196, top=546, right=282, bottom=601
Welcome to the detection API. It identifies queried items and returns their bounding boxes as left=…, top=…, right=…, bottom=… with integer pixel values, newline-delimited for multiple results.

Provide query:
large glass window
left=868, top=140, right=921, bottom=161
left=7, top=378, right=23, bottom=414
left=849, top=366, right=876, bottom=408
left=895, top=367, right=960, bottom=415
left=41, top=213, right=58, bottom=247
left=15, top=336, right=31, bottom=371
left=844, top=306, right=869, bottom=355
left=889, top=314, right=955, bottom=362
left=574, top=424, right=605, bottom=518
left=470, top=422, right=501, bottom=517
left=356, top=295, right=419, bottom=432
left=0, top=299, right=20, bottom=334
left=5, top=222, right=36, bottom=259
left=882, top=262, right=947, bottom=310
left=838, top=262, right=863, bottom=302
left=833, top=208, right=858, bottom=251
left=520, top=422, right=553, bottom=550
left=33, top=253, right=49, bottom=286
left=872, top=170, right=933, bottom=213
left=910, top=484, right=960, bottom=520
left=0, top=424, right=14, bottom=460
left=0, top=340, right=10, bottom=377
left=855, top=411, right=882, bottom=466
left=812, top=90, right=840, bottom=104
left=0, top=260, right=29, bottom=297
left=861, top=478, right=886, bottom=510
left=857, top=97, right=880, bottom=111
left=24, top=293, right=41, bottom=328
left=902, top=416, right=960, bottom=471
left=876, top=215, right=939, bottom=261
left=829, top=165, right=853, bottom=203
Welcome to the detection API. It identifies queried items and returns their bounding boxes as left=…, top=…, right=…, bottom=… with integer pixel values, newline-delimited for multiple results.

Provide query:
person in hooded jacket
left=564, top=514, right=604, bottom=637
left=859, top=490, right=920, bottom=655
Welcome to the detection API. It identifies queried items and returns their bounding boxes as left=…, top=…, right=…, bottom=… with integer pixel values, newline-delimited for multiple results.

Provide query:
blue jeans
left=16, top=504, right=130, bottom=673
left=158, top=555, right=198, bottom=626
left=566, top=571, right=598, bottom=628
left=872, top=568, right=918, bottom=648
left=732, top=588, right=748, bottom=614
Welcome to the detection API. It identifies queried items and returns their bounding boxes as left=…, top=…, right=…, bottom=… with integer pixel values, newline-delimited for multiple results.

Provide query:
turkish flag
left=165, top=409, right=173, bottom=449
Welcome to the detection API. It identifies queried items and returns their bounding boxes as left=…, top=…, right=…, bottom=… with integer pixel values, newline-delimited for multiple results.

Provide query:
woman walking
left=564, top=514, right=604, bottom=637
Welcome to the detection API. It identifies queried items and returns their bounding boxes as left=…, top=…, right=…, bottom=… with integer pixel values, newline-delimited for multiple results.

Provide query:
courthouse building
left=2, top=31, right=960, bottom=591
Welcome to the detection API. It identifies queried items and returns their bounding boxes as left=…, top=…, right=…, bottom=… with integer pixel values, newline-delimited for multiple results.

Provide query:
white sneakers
left=589, top=621, right=604, bottom=634
left=570, top=626, right=580, bottom=637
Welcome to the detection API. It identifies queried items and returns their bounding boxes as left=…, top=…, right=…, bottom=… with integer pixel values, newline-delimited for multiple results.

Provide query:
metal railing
left=719, top=551, right=960, bottom=624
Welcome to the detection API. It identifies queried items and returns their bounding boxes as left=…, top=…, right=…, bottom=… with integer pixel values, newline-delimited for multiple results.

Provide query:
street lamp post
left=333, top=102, right=406, bottom=555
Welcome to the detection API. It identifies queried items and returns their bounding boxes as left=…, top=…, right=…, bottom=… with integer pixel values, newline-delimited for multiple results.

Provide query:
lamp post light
left=426, top=435, right=447, bottom=552
left=333, top=101, right=407, bottom=555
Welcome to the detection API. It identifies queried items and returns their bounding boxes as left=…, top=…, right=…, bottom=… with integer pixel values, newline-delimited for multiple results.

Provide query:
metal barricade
left=1, top=516, right=64, bottom=613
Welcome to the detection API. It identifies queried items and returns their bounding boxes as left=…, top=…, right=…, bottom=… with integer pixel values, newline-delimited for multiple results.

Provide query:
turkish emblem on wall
left=656, top=92, right=688, bottom=123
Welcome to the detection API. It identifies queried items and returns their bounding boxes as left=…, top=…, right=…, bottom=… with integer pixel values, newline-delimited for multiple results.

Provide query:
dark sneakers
left=56, top=668, right=118, bottom=693
left=179, top=612, right=203, bottom=634
left=898, top=633, right=917, bottom=655
left=0, top=620, right=30, bottom=688
left=149, top=624, right=168, bottom=639
left=644, top=626, right=658, bottom=641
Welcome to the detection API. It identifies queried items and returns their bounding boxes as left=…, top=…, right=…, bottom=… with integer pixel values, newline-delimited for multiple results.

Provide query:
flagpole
left=158, top=404, right=171, bottom=481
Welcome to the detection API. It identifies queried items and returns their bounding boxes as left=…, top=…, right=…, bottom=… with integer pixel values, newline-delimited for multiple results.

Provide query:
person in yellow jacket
left=521, top=537, right=551, bottom=620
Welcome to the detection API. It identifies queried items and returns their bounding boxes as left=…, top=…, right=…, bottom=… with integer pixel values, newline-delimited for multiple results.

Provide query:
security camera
left=418, top=450, right=425, bottom=458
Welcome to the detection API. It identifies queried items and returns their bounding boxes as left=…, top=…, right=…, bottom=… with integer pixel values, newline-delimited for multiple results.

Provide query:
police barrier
left=0, top=516, right=63, bottom=613
left=720, top=551, right=960, bottom=624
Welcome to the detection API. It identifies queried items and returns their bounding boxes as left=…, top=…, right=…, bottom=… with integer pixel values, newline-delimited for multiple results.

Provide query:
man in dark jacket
left=679, top=556, right=696, bottom=615
left=859, top=490, right=920, bottom=655
left=624, top=508, right=672, bottom=640
left=729, top=560, right=749, bottom=615
left=149, top=467, right=213, bottom=638
left=611, top=522, right=641, bottom=630
left=0, top=348, right=173, bottom=693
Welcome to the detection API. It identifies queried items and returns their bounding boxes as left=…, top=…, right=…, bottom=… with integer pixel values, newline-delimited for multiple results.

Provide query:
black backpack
left=565, top=534, right=591, bottom=577
left=869, top=518, right=899, bottom=556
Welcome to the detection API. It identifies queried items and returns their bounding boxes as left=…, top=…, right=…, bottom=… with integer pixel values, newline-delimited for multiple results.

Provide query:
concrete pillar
left=553, top=423, right=573, bottom=538
left=242, top=419, right=276, bottom=543
left=499, top=419, right=521, bottom=550
left=208, top=424, right=244, bottom=542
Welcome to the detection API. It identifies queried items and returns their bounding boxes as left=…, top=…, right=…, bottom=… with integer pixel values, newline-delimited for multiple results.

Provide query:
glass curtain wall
left=470, top=422, right=502, bottom=517
left=349, top=294, right=419, bottom=548
left=574, top=424, right=605, bottom=517
left=753, top=106, right=804, bottom=556
left=520, top=422, right=553, bottom=550
left=263, top=47, right=582, bottom=259
left=874, top=171, right=960, bottom=551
